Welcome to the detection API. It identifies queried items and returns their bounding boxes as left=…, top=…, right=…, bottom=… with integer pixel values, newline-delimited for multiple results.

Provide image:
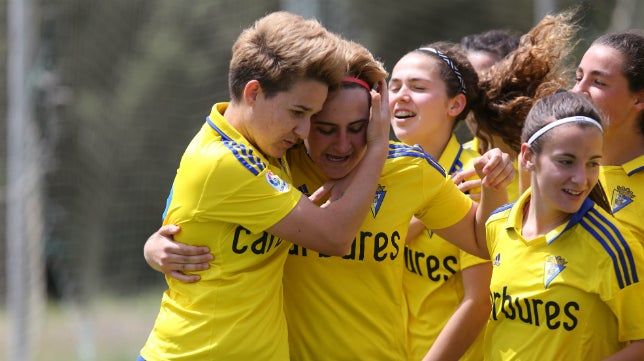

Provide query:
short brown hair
left=343, top=40, right=388, bottom=87
left=339, top=40, right=388, bottom=108
left=228, top=11, right=347, bottom=102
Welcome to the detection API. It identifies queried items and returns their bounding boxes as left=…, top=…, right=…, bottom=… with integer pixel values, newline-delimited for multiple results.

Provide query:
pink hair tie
left=342, top=76, right=371, bottom=91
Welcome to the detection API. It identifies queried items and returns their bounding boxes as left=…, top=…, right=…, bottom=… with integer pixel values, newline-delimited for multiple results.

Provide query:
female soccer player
left=142, top=40, right=514, bottom=360
left=572, top=30, right=644, bottom=243
left=137, top=12, right=391, bottom=361
left=484, top=91, right=644, bottom=360
left=388, top=42, right=493, bottom=361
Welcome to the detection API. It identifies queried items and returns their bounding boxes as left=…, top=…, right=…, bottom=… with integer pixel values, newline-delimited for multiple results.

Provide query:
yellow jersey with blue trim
left=485, top=189, right=644, bottom=360
left=283, top=141, right=473, bottom=361
left=140, top=102, right=302, bottom=361
left=600, top=155, right=644, bottom=243
left=404, top=135, right=488, bottom=361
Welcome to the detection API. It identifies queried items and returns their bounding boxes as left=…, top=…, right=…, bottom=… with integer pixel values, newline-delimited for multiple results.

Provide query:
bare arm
left=422, top=261, right=492, bottom=361
left=405, top=217, right=427, bottom=245
left=145, top=86, right=390, bottom=277
left=148, top=83, right=390, bottom=264
left=143, top=225, right=213, bottom=283
left=267, top=84, right=391, bottom=256
left=473, top=148, right=513, bottom=255
left=601, top=340, right=644, bottom=361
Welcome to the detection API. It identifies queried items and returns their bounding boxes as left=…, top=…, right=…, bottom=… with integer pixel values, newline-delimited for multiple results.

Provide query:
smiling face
left=571, top=45, right=639, bottom=138
left=246, top=78, right=329, bottom=158
left=305, top=86, right=370, bottom=180
left=388, top=52, right=455, bottom=149
left=524, top=123, right=603, bottom=218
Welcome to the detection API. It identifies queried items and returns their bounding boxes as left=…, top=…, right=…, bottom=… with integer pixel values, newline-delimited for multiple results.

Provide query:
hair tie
left=527, top=116, right=603, bottom=145
left=342, top=76, right=372, bottom=92
left=417, top=47, right=466, bottom=94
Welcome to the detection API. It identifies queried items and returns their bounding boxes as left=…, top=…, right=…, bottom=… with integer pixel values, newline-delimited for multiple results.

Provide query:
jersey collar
left=506, top=189, right=595, bottom=245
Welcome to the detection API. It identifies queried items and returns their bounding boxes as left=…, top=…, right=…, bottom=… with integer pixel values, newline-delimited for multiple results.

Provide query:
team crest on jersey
left=544, top=255, right=567, bottom=288
left=265, top=171, right=290, bottom=192
left=297, top=184, right=310, bottom=196
left=370, top=184, right=386, bottom=218
left=611, top=185, right=634, bottom=213
left=493, top=253, right=501, bottom=267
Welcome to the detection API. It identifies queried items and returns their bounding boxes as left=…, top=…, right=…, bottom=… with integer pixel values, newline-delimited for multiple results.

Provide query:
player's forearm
left=325, top=141, right=388, bottom=247
left=474, top=186, right=507, bottom=257
left=422, top=300, right=489, bottom=361
left=601, top=339, right=644, bottom=361
left=405, top=217, right=426, bottom=245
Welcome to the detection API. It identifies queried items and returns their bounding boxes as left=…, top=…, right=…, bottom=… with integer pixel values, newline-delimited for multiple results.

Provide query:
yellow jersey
left=283, top=141, right=473, bottom=361
left=485, top=189, right=644, bottom=360
left=404, top=135, right=488, bottom=361
left=140, top=103, right=302, bottom=361
left=600, top=155, right=644, bottom=242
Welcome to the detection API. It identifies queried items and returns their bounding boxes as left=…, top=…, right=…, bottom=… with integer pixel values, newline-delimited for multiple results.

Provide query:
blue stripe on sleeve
left=161, top=185, right=173, bottom=221
left=627, top=165, right=644, bottom=176
left=388, top=143, right=446, bottom=177
left=588, top=209, right=638, bottom=283
left=581, top=209, right=639, bottom=289
left=489, top=202, right=514, bottom=217
left=207, top=116, right=267, bottom=176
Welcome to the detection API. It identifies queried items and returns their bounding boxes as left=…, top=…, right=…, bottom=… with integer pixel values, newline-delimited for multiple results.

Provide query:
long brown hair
left=341, top=39, right=388, bottom=106
left=474, top=9, right=580, bottom=153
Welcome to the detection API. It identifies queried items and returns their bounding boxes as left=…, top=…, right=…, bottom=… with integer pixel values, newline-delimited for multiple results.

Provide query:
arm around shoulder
left=422, top=261, right=491, bottom=361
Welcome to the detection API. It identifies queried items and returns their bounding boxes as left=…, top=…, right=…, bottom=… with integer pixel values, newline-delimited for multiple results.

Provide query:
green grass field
left=0, top=290, right=163, bottom=361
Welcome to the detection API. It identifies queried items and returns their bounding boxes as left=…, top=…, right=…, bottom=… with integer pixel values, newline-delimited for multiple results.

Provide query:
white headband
left=527, top=116, right=603, bottom=145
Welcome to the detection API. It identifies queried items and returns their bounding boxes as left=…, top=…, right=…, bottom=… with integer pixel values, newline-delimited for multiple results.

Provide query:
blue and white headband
left=417, top=47, right=466, bottom=94
left=527, top=116, right=603, bottom=145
